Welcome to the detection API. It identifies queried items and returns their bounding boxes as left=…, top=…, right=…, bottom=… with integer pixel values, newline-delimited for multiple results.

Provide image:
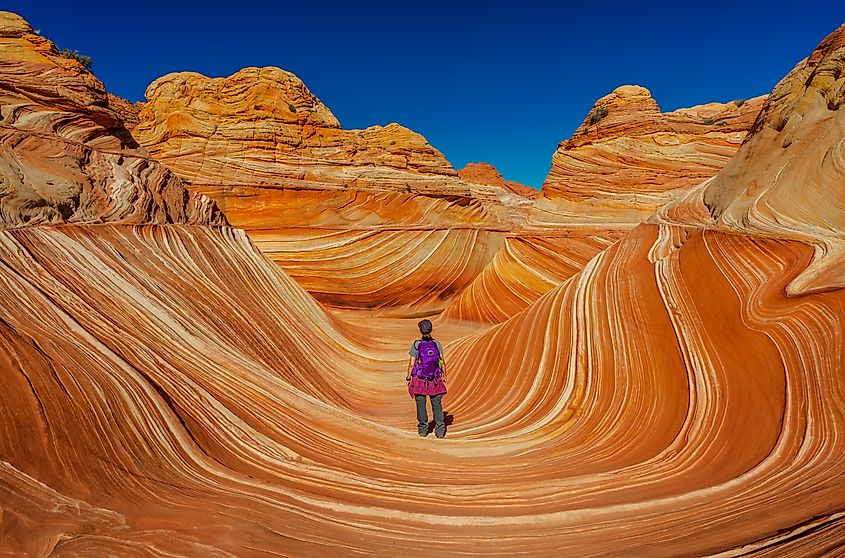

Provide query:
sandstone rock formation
left=134, top=67, right=511, bottom=206
left=3, top=9, right=845, bottom=556
left=438, top=230, right=625, bottom=323
left=529, top=85, right=766, bottom=228
left=440, top=89, right=766, bottom=324
left=0, top=13, right=225, bottom=228
left=704, top=28, right=845, bottom=295
left=132, top=67, right=532, bottom=311
left=458, top=161, right=539, bottom=198
left=653, top=26, right=845, bottom=296
left=106, top=93, right=142, bottom=131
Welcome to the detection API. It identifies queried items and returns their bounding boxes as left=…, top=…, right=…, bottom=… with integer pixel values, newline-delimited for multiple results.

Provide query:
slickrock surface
left=704, top=26, right=845, bottom=295
left=458, top=161, right=539, bottom=198
left=252, top=226, right=504, bottom=310
left=529, top=84, right=765, bottom=228
left=137, top=71, right=456, bottom=193
left=3, top=9, right=845, bottom=556
left=5, top=220, right=845, bottom=556
left=655, top=25, right=845, bottom=296
left=439, top=230, right=625, bottom=323
left=0, top=13, right=225, bottom=227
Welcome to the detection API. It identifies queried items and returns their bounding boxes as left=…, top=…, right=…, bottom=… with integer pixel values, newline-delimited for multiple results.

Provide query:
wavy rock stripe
left=439, top=230, right=625, bottom=323
left=194, top=185, right=500, bottom=229
left=702, top=24, right=845, bottom=295
left=2, top=224, right=844, bottom=555
left=443, top=225, right=845, bottom=553
left=129, top=66, right=538, bottom=309
left=250, top=226, right=504, bottom=311
left=652, top=23, right=845, bottom=297
left=187, top=183, right=519, bottom=310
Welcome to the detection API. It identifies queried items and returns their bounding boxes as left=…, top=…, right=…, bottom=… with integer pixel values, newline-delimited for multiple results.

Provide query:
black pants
left=415, top=393, right=445, bottom=437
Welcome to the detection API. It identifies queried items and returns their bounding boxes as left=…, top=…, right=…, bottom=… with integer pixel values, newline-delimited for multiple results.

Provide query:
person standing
left=406, top=319, right=447, bottom=438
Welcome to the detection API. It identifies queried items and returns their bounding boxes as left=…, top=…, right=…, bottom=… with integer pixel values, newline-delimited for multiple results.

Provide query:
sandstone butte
left=3, top=7, right=845, bottom=556
left=457, top=161, right=539, bottom=199
left=529, top=84, right=766, bottom=228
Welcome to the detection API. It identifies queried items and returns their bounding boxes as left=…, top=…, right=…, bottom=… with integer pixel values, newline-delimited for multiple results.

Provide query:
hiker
left=406, top=319, right=447, bottom=438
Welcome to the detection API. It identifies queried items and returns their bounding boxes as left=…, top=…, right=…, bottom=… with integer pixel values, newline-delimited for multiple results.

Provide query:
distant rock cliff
left=458, top=162, right=538, bottom=198
left=529, top=85, right=765, bottom=227
left=133, top=67, right=529, bottom=222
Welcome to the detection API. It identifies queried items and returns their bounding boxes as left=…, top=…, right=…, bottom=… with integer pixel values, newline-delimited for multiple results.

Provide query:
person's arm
left=406, top=356, right=414, bottom=382
left=437, top=340, right=446, bottom=379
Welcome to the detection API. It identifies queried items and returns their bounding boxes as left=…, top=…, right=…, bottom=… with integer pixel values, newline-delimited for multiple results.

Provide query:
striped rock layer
left=5, top=221, right=845, bottom=556
left=529, top=85, right=766, bottom=228
left=128, top=70, right=762, bottom=316
left=441, top=87, right=767, bottom=325
left=438, top=229, right=626, bottom=323
left=2, top=9, right=845, bottom=557
left=655, top=25, right=845, bottom=296
left=0, top=13, right=225, bottom=228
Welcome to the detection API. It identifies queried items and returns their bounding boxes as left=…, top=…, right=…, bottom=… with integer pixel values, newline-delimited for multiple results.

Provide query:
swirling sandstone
left=4, top=223, right=845, bottom=556
left=705, top=25, right=845, bottom=295
left=655, top=25, right=845, bottom=296
left=3, top=9, right=845, bottom=557
left=440, top=90, right=764, bottom=324
left=439, top=229, right=625, bottom=323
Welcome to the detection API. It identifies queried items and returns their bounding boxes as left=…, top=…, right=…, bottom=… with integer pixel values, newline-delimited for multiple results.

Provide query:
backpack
left=412, top=339, right=441, bottom=381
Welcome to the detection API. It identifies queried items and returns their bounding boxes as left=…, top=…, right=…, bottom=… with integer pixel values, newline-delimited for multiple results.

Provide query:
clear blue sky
left=10, top=1, right=842, bottom=187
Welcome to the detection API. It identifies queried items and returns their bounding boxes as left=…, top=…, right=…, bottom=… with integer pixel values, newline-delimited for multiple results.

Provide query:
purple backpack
left=412, top=339, right=442, bottom=381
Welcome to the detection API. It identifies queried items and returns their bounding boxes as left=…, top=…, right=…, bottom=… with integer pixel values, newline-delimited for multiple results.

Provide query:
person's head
left=418, top=319, right=433, bottom=340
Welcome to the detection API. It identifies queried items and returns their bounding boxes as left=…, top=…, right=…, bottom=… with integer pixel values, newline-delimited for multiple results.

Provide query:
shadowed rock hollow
left=2, top=10, right=845, bottom=556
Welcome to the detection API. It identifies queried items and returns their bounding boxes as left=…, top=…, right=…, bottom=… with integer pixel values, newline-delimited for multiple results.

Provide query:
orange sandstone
left=458, top=162, right=539, bottom=198
left=529, top=85, right=765, bottom=228
left=0, top=12, right=224, bottom=228
left=132, top=67, right=530, bottom=311
left=2, top=9, right=845, bottom=557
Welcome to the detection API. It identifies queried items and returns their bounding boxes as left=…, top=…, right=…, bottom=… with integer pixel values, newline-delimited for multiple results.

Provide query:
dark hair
left=418, top=319, right=433, bottom=335
left=421, top=333, right=433, bottom=341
